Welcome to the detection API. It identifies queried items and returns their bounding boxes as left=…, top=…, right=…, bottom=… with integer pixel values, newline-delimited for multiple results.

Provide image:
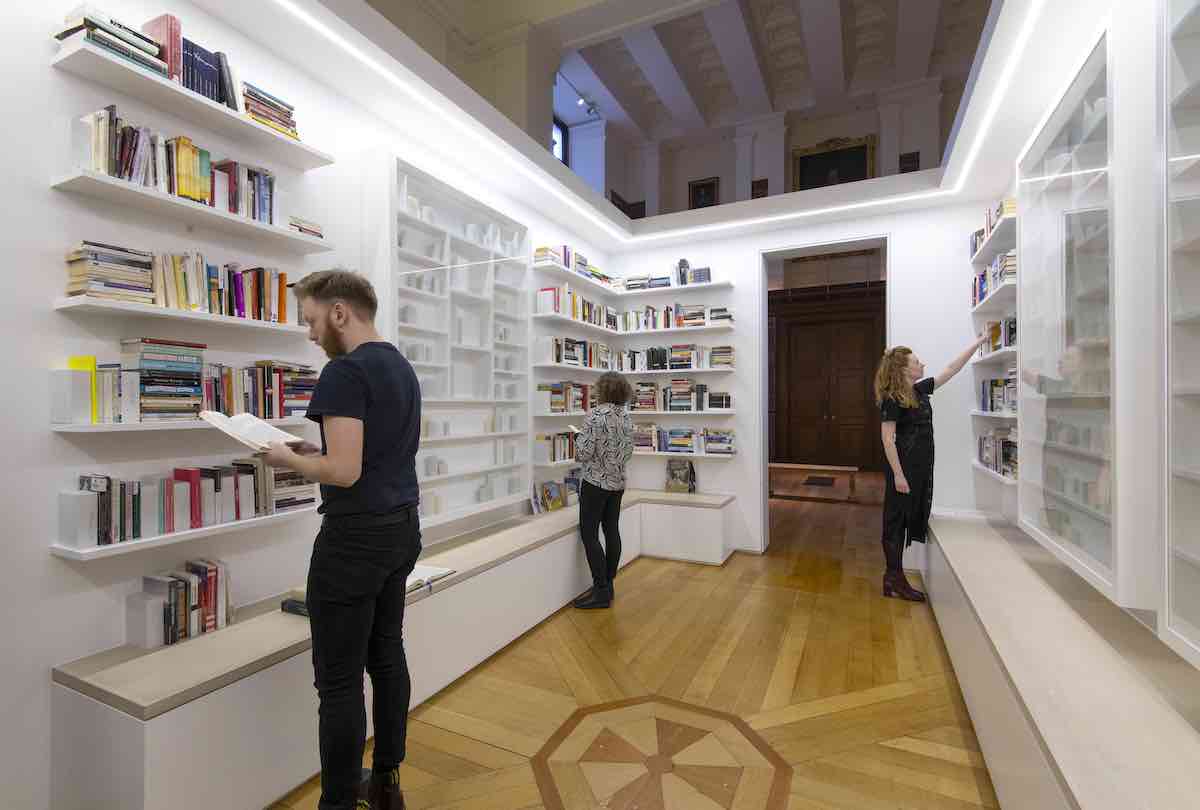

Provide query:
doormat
left=804, top=476, right=836, bottom=487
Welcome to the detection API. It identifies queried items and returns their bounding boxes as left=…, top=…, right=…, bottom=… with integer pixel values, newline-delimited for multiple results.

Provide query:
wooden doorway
left=769, top=280, right=886, bottom=471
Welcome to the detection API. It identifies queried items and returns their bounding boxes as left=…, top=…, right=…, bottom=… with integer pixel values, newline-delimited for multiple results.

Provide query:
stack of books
left=707, top=306, right=734, bottom=324
left=676, top=304, right=707, bottom=328
left=980, top=366, right=1018, bottom=414
left=615, top=347, right=669, bottom=372
left=535, top=337, right=612, bottom=371
left=64, top=454, right=313, bottom=549
left=668, top=379, right=706, bottom=412
left=618, top=305, right=671, bottom=332
left=622, top=276, right=649, bottom=291
left=986, top=197, right=1017, bottom=233
left=120, top=337, right=205, bottom=422
left=669, top=344, right=702, bottom=370
left=66, top=241, right=154, bottom=304
left=978, top=427, right=1018, bottom=480
left=702, top=429, right=736, bottom=455
left=710, top=346, right=735, bottom=367
left=663, top=427, right=697, bottom=454
left=534, top=432, right=576, bottom=464
left=632, top=423, right=660, bottom=453
left=137, top=559, right=232, bottom=647
left=708, top=391, right=732, bottom=410
left=201, top=360, right=316, bottom=420
left=677, top=265, right=712, bottom=285
left=243, top=82, right=300, bottom=140
left=633, top=382, right=660, bottom=412
left=533, top=381, right=591, bottom=413
left=536, top=284, right=617, bottom=330
left=648, top=274, right=671, bottom=289
left=970, top=227, right=987, bottom=258
left=983, top=317, right=1018, bottom=354
left=57, top=7, right=168, bottom=78
left=64, top=244, right=296, bottom=324
left=288, top=216, right=323, bottom=239
left=533, top=246, right=615, bottom=288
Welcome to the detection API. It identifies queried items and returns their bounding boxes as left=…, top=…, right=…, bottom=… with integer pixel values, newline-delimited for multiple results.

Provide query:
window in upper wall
left=552, top=118, right=569, bottom=165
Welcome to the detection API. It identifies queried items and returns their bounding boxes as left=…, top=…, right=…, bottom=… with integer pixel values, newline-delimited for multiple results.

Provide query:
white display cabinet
left=1017, top=36, right=1117, bottom=593
left=367, top=154, right=530, bottom=529
left=1167, top=0, right=1200, bottom=663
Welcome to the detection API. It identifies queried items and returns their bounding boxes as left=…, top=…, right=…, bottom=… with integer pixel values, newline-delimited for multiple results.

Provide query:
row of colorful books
left=970, top=197, right=1017, bottom=257
left=533, top=432, right=577, bottom=464
left=632, top=425, right=737, bottom=455
left=630, top=381, right=733, bottom=413
left=613, top=345, right=735, bottom=372
left=66, top=338, right=315, bottom=424
left=978, top=428, right=1018, bottom=481
left=980, top=367, right=1018, bottom=414
left=56, top=7, right=303, bottom=141
left=80, top=103, right=285, bottom=226
left=534, top=382, right=592, bottom=414
left=61, top=457, right=314, bottom=549
left=537, top=284, right=735, bottom=332
left=65, top=240, right=294, bottom=322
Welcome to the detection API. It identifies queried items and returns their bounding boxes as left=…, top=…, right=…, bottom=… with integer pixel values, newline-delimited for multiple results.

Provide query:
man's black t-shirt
left=305, top=341, right=421, bottom=516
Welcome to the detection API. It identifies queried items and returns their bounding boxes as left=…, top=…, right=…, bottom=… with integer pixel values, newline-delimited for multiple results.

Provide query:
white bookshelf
left=971, top=279, right=1017, bottom=317
left=384, top=156, right=530, bottom=526
left=50, top=506, right=317, bottom=561
left=531, top=313, right=619, bottom=337
left=971, top=410, right=1018, bottom=419
left=632, top=451, right=734, bottom=460
left=54, top=296, right=309, bottom=335
left=531, top=259, right=733, bottom=297
left=52, top=38, right=334, bottom=172
left=972, top=461, right=1017, bottom=486
left=52, top=417, right=308, bottom=434
left=971, top=346, right=1018, bottom=366
left=970, top=214, right=1017, bottom=265
left=53, top=170, right=333, bottom=255
left=533, top=459, right=577, bottom=469
left=625, top=367, right=735, bottom=376
left=621, top=324, right=735, bottom=337
left=629, top=410, right=737, bottom=417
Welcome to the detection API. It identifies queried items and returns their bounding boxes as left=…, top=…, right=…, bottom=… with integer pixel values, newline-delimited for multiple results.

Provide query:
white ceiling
left=558, top=0, right=991, bottom=141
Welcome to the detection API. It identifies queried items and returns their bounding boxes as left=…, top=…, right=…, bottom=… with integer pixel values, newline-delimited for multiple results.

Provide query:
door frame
left=758, top=233, right=892, bottom=553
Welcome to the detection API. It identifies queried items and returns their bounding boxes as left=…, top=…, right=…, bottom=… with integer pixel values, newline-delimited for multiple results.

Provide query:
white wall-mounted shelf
left=52, top=417, right=309, bottom=434
left=624, top=367, right=736, bottom=376
left=54, top=296, right=309, bottom=335
left=419, top=492, right=529, bottom=530
left=629, top=410, right=737, bottom=417
left=620, top=281, right=734, bottom=297
left=1041, top=488, right=1112, bottom=525
left=971, top=410, right=1018, bottom=419
left=492, top=369, right=527, bottom=377
left=49, top=506, right=317, bottom=561
left=532, top=313, right=620, bottom=337
left=494, top=311, right=524, bottom=322
left=971, top=347, right=1018, bottom=365
left=53, top=170, right=333, bottom=255
left=1174, top=467, right=1200, bottom=485
left=493, top=340, right=526, bottom=350
left=450, top=288, right=490, bottom=304
left=1044, top=441, right=1110, bottom=462
left=532, top=363, right=606, bottom=375
left=971, top=280, right=1017, bottom=317
left=621, top=324, right=735, bottom=337
left=396, top=322, right=449, bottom=337
left=970, top=215, right=1017, bottom=265
left=52, top=38, right=334, bottom=172
left=396, top=248, right=446, bottom=268
left=532, top=260, right=620, bottom=297
left=419, top=461, right=523, bottom=485
left=533, top=459, right=577, bottom=468
left=972, top=461, right=1017, bottom=486
left=450, top=343, right=490, bottom=353
left=420, top=431, right=525, bottom=446
left=493, top=282, right=523, bottom=294
left=396, top=284, right=446, bottom=302
left=423, top=398, right=506, bottom=407
left=407, top=361, right=447, bottom=372
left=533, top=411, right=586, bottom=417
left=632, top=451, right=734, bottom=460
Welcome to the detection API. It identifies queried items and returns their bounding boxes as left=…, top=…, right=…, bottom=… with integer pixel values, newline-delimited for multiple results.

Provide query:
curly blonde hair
left=595, top=371, right=632, bottom=405
left=875, top=346, right=917, bottom=408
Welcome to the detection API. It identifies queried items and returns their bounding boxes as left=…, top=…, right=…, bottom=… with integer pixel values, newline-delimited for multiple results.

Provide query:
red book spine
left=173, top=468, right=202, bottom=529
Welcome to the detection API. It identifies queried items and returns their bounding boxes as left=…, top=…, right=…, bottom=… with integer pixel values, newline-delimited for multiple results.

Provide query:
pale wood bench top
left=768, top=463, right=859, bottom=472
left=931, top=516, right=1200, bottom=810
left=53, top=489, right=734, bottom=720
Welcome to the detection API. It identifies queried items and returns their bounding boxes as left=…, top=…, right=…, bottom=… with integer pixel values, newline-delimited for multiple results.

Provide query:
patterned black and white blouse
left=575, top=403, right=635, bottom=491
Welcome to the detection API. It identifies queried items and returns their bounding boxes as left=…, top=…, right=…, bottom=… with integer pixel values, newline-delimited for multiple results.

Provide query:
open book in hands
left=199, top=411, right=310, bottom=452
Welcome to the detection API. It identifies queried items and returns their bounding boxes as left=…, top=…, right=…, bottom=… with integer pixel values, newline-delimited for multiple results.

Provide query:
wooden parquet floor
left=270, top=491, right=996, bottom=809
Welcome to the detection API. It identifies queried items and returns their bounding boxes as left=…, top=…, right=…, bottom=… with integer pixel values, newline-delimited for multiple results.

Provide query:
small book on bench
left=406, top=565, right=454, bottom=594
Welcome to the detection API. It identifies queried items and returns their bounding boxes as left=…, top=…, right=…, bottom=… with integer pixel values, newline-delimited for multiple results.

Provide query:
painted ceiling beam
left=702, top=0, right=773, bottom=116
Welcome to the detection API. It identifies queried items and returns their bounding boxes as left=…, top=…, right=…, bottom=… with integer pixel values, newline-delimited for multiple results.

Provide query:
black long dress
left=880, top=377, right=936, bottom=563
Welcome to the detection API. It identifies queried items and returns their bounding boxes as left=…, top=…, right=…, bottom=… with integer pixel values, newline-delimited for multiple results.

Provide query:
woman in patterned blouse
left=572, top=371, right=635, bottom=609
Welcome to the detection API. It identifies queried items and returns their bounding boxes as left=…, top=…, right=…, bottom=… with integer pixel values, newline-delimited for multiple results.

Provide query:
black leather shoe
left=368, top=767, right=405, bottom=810
left=573, top=587, right=611, bottom=609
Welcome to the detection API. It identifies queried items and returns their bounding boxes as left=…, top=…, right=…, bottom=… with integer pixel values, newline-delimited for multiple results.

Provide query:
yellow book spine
left=67, top=355, right=98, bottom=423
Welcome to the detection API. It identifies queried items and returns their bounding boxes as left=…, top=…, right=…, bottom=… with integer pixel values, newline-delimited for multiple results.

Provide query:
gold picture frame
left=791, top=135, right=877, bottom=191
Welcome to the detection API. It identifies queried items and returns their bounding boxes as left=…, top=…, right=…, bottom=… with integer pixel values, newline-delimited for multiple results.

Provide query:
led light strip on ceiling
left=270, top=0, right=1048, bottom=246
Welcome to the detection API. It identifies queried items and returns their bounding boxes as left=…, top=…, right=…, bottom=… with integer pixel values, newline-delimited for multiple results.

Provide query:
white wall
left=610, top=202, right=985, bottom=553
left=0, top=3, right=607, bottom=807
left=661, top=136, right=737, bottom=214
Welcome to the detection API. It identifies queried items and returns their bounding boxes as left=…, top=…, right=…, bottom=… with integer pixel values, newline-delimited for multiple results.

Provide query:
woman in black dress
left=875, top=334, right=989, bottom=601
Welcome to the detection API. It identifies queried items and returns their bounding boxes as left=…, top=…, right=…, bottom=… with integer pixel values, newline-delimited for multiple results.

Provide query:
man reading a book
left=261, top=269, right=420, bottom=810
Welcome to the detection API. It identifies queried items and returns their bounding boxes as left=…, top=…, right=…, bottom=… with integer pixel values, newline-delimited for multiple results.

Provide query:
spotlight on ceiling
left=576, top=97, right=585, bottom=106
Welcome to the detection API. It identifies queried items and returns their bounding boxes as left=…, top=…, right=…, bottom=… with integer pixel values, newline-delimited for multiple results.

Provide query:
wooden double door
left=769, top=285, right=885, bottom=470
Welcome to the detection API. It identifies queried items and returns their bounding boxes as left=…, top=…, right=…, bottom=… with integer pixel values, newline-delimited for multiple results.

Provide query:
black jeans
left=579, top=479, right=623, bottom=590
left=306, top=509, right=422, bottom=810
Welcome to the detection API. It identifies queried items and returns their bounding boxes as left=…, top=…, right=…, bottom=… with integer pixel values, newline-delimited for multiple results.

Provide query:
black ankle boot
left=573, top=586, right=612, bottom=609
left=368, top=767, right=405, bottom=809
left=882, top=571, right=926, bottom=602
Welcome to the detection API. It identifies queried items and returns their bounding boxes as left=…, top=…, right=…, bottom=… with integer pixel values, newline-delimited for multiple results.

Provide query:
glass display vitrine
left=1017, top=37, right=1115, bottom=587
left=1167, top=0, right=1200, bottom=655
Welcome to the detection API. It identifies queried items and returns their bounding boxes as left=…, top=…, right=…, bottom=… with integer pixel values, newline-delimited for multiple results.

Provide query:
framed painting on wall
left=792, top=136, right=876, bottom=191
left=688, top=176, right=720, bottom=209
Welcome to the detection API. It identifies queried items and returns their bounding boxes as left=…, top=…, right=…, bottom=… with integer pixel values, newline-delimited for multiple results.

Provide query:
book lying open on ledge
left=198, top=411, right=307, bottom=451
left=406, top=564, right=455, bottom=594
